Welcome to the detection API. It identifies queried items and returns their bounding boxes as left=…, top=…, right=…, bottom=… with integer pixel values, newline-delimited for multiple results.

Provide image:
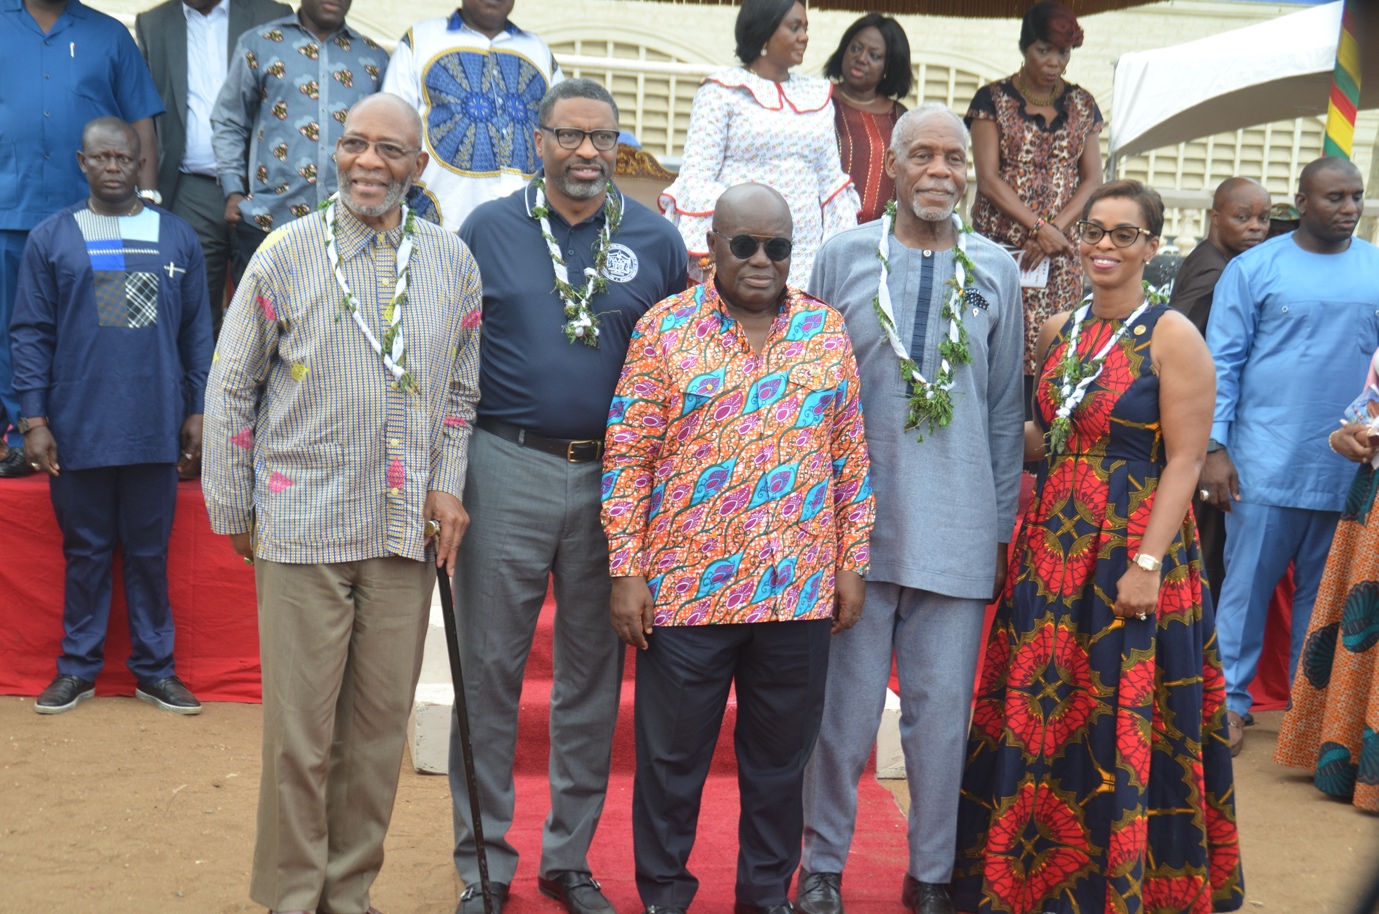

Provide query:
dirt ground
left=1, top=699, right=1376, bottom=914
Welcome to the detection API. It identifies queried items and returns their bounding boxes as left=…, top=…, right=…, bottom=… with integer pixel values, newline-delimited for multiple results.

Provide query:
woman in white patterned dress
left=659, top=0, right=860, bottom=288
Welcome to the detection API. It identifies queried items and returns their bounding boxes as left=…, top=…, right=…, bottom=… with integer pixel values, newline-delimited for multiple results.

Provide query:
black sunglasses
left=1075, top=221, right=1155, bottom=248
left=709, top=230, right=793, bottom=263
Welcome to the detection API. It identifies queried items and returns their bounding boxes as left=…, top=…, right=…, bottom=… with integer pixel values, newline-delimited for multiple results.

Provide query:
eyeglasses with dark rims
left=537, top=126, right=621, bottom=151
left=708, top=230, right=793, bottom=263
left=1075, top=221, right=1156, bottom=248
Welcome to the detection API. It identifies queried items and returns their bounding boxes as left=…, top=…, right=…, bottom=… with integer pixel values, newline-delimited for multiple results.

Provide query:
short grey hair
left=889, top=104, right=969, bottom=157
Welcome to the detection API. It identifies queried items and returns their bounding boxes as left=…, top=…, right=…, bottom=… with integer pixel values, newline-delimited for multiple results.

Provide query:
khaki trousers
left=250, top=556, right=433, bottom=914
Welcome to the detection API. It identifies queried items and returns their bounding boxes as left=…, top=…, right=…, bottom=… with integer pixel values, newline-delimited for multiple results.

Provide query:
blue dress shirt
left=1207, top=233, right=1379, bottom=511
left=0, top=0, right=164, bottom=231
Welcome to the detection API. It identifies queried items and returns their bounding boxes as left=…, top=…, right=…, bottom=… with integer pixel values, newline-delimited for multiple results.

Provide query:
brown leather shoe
left=1226, top=710, right=1245, bottom=757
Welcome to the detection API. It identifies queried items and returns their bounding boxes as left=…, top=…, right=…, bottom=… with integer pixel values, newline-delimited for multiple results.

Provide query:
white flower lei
left=321, top=194, right=419, bottom=394
left=530, top=179, right=623, bottom=347
left=1044, top=288, right=1162, bottom=457
left=872, top=201, right=976, bottom=440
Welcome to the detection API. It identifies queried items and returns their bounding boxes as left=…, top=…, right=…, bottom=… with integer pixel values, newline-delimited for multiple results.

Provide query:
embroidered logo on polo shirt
left=603, top=243, right=639, bottom=283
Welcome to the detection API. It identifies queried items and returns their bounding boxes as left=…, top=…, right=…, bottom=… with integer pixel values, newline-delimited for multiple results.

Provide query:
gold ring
left=29, top=462, right=40, bottom=470
left=424, top=519, right=442, bottom=537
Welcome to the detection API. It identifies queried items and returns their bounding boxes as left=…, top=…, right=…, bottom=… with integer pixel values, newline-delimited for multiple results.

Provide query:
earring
left=761, top=47, right=768, bottom=56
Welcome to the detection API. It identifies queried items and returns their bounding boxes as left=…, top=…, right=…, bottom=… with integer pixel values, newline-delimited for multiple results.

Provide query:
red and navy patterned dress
left=954, top=304, right=1245, bottom=914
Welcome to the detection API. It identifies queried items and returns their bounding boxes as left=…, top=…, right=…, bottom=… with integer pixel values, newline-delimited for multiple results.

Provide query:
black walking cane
left=431, top=529, right=495, bottom=914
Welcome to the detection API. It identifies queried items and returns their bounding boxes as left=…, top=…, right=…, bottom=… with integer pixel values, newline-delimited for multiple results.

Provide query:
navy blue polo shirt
left=459, top=179, right=688, bottom=441
left=0, top=0, right=164, bottom=231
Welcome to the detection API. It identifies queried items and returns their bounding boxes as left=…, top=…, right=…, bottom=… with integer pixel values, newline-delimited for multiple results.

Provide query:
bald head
left=1295, top=155, right=1364, bottom=249
left=1208, top=177, right=1271, bottom=257
left=709, top=183, right=793, bottom=315
left=1298, top=155, right=1361, bottom=197
left=713, top=183, right=793, bottom=237
left=343, top=92, right=424, bottom=149
left=82, top=117, right=140, bottom=157
left=1212, top=177, right=1267, bottom=211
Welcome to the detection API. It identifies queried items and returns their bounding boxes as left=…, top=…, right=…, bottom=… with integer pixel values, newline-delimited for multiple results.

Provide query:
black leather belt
left=476, top=417, right=605, bottom=463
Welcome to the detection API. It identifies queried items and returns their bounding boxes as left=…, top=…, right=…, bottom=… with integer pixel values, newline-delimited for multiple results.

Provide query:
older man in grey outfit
left=799, top=105, right=1024, bottom=914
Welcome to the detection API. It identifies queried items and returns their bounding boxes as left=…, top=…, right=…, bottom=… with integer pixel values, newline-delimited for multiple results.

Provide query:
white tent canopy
left=1108, top=1, right=1376, bottom=168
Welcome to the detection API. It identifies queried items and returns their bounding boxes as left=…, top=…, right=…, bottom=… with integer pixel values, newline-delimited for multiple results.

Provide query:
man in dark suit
left=135, top=0, right=288, bottom=338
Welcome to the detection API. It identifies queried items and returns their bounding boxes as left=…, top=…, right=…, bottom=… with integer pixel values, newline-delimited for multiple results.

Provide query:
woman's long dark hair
left=822, top=13, right=913, bottom=101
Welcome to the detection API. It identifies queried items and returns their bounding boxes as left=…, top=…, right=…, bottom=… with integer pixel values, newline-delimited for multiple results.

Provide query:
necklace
left=530, top=178, right=623, bottom=347
left=1015, top=68, right=1064, bottom=107
left=1044, top=285, right=1168, bottom=456
left=89, top=197, right=143, bottom=218
left=837, top=86, right=881, bottom=107
left=872, top=200, right=976, bottom=441
left=321, top=194, right=420, bottom=395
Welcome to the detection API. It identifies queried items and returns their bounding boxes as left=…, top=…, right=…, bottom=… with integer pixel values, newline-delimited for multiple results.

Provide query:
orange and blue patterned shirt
left=601, top=282, right=874, bottom=626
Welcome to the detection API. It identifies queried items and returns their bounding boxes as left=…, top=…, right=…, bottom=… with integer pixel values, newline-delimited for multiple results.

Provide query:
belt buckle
left=566, top=439, right=601, bottom=462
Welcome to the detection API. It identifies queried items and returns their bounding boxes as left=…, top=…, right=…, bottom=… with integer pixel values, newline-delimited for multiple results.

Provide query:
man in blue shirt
left=1202, top=156, right=1379, bottom=756
left=11, top=117, right=213, bottom=715
left=449, top=78, right=686, bottom=914
left=0, top=0, right=164, bottom=476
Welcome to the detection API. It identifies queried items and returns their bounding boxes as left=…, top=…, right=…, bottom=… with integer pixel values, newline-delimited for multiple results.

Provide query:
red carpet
left=492, top=599, right=911, bottom=914
left=0, top=474, right=260, bottom=702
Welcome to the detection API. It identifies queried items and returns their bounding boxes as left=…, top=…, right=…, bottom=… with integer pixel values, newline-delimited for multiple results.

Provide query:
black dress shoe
left=457, top=881, right=509, bottom=914
left=135, top=676, right=202, bottom=715
left=734, top=903, right=794, bottom=914
left=35, top=674, right=95, bottom=714
left=539, top=871, right=614, bottom=914
left=796, top=870, right=843, bottom=914
left=901, top=876, right=954, bottom=914
left=640, top=908, right=686, bottom=914
left=0, top=446, right=35, bottom=478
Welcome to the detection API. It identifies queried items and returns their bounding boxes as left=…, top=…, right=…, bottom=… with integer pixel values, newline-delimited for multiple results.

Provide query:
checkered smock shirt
left=203, top=203, right=482, bottom=564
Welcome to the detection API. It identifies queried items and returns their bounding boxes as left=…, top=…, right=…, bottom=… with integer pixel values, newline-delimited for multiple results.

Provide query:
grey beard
left=550, top=164, right=608, bottom=201
left=911, top=199, right=957, bottom=223
left=338, top=167, right=411, bottom=218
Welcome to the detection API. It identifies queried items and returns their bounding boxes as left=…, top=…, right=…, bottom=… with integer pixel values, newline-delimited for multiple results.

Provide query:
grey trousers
left=250, top=556, right=433, bottom=914
left=449, top=428, right=624, bottom=886
left=801, top=583, right=985, bottom=884
left=168, top=173, right=232, bottom=337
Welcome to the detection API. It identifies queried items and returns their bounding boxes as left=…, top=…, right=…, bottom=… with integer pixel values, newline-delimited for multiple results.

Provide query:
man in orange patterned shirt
left=601, top=183, right=874, bottom=914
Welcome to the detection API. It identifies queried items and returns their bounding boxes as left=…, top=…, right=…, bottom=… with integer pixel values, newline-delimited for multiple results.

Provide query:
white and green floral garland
left=321, top=193, right=419, bottom=394
left=531, top=178, right=623, bottom=347
left=1045, top=281, right=1169, bottom=457
left=872, top=200, right=976, bottom=441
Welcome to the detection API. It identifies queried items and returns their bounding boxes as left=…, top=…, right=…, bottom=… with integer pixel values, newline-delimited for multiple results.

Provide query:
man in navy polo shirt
left=0, top=0, right=163, bottom=477
left=448, top=78, right=686, bottom=914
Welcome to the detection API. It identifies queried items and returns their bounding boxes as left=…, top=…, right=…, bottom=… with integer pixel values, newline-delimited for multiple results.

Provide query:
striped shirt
left=203, top=202, right=482, bottom=564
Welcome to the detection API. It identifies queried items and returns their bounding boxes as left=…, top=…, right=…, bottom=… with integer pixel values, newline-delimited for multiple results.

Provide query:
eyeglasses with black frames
left=1075, top=221, right=1156, bottom=248
left=537, top=126, right=621, bottom=151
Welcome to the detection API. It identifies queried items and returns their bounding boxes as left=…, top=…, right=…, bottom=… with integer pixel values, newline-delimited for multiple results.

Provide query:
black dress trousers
left=632, top=618, right=833, bottom=910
